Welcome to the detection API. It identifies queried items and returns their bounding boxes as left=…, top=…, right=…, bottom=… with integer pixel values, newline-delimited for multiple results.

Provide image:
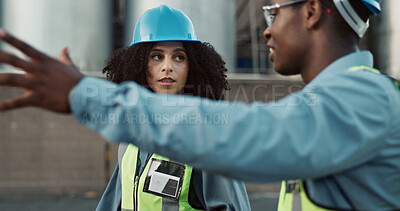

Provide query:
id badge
left=143, top=158, right=185, bottom=200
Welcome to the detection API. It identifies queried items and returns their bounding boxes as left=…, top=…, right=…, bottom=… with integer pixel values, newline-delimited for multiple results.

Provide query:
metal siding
left=1, top=0, right=112, bottom=73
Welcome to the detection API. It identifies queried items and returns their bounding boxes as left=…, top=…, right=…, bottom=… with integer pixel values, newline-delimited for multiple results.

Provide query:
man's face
left=264, top=0, right=309, bottom=76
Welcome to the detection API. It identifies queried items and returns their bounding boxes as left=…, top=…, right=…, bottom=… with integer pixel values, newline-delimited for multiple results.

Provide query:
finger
left=0, top=73, right=35, bottom=89
left=0, top=29, right=49, bottom=61
left=0, top=51, right=37, bottom=72
left=58, top=47, right=74, bottom=66
left=0, top=95, right=34, bottom=111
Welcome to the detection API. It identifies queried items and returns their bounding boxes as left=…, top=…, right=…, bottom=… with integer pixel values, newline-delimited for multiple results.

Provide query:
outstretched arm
left=0, top=29, right=391, bottom=183
left=69, top=72, right=390, bottom=182
left=0, top=29, right=84, bottom=113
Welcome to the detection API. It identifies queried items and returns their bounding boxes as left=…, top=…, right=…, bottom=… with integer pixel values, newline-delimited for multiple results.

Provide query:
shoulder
left=304, top=68, right=397, bottom=127
left=310, top=68, right=396, bottom=104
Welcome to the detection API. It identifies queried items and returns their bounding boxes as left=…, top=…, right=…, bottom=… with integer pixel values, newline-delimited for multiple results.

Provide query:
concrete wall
left=0, top=87, right=117, bottom=196
left=368, top=0, right=400, bottom=79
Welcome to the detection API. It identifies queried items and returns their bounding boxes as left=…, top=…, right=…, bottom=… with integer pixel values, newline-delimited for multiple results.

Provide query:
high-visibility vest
left=277, top=180, right=337, bottom=211
left=119, top=144, right=203, bottom=211
left=278, top=65, right=399, bottom=211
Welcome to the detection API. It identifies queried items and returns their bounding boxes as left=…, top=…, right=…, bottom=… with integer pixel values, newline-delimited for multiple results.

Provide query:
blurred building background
left=0, top=0, right=397, bottom=210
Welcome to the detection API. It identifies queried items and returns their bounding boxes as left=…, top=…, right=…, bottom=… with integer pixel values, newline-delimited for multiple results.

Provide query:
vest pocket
left=143, top=158, right=186, bottom=200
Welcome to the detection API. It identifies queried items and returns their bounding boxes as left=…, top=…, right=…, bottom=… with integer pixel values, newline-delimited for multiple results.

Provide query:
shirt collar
left=310, top=51, right=374, bottom=84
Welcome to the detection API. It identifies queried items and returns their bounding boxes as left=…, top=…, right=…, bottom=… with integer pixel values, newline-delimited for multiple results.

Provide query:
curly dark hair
left=103, top=41, right=229, bottom=100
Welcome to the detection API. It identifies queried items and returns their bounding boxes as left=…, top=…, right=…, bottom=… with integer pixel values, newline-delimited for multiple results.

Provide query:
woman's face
left=146, top=41, right=189, bottom=94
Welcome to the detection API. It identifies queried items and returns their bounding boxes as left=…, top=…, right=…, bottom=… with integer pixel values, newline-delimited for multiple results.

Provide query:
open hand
left=0, top=29, right=84, bottom=113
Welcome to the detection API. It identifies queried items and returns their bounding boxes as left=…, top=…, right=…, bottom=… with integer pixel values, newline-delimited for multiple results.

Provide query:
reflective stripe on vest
left=349, top=65, right=400, bottom=90
left=348, top=65, right=381, bottom=74
left=119, top=143, right=203, bottom=211
left=277, top=65, right=396, bottom=211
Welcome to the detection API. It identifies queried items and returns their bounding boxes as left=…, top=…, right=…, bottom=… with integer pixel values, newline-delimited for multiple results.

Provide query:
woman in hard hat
left=96, top=5, right=251, bottom=211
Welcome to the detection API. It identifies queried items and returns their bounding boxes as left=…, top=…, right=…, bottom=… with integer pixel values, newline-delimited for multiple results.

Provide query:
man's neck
left=300, top=37, right=360, bottom=84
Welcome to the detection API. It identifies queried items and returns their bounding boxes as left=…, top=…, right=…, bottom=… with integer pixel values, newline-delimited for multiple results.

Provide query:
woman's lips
left=158, top=77, right=176, bottom=86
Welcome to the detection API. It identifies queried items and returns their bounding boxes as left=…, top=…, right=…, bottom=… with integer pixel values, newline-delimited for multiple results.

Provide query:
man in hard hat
left=0, top=0, right=398, bottom=210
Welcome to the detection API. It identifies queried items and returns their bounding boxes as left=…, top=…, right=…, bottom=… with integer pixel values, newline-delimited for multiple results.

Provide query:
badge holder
left=143, top=158, right=186, bottom=200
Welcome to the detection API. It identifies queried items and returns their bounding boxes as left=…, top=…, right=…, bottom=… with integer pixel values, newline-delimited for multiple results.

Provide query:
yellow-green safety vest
left=119, top=144, right=204, bottom=211
left=277, top=65, right=399, bottom=211
left=277, top=180, right=338, bottom=211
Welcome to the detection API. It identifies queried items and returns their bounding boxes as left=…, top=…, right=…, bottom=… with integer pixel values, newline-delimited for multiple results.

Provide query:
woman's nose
left=161, top=58, right=173, bottom=72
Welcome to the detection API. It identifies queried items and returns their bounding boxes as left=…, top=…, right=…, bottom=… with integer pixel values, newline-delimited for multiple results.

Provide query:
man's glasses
left=262, top=0, right=309, bottom=26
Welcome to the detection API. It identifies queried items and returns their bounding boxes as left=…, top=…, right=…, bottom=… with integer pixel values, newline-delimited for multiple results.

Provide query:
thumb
left=59, top=47, right=74, bottom=65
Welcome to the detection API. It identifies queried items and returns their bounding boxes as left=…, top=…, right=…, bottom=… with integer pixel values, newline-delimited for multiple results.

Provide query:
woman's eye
left=151, top=54, right=162, bottom=60
left=175, top=55, right=185, bottom=61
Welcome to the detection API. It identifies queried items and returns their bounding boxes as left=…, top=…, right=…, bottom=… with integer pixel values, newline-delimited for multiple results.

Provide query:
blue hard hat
left=131, top=5, right=200, bottom=45
left=361, top=0, right=381, bottom=14
left=333, top=0, right=381, bottom=38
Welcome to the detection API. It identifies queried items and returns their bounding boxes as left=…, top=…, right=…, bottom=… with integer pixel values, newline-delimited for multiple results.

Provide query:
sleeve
left=70, top=74, right=392, bottom=183
left=96, top=164, right=122, bottom=211
left=190, top=169, right=251, bottom=211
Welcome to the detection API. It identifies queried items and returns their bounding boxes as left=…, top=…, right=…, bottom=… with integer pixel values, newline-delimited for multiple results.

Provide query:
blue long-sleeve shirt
left=70, top=51, right=400, bottom=210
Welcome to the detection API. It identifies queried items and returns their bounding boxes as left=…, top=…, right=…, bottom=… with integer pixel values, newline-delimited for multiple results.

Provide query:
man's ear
left=304, top=0, right=323, bottom=29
